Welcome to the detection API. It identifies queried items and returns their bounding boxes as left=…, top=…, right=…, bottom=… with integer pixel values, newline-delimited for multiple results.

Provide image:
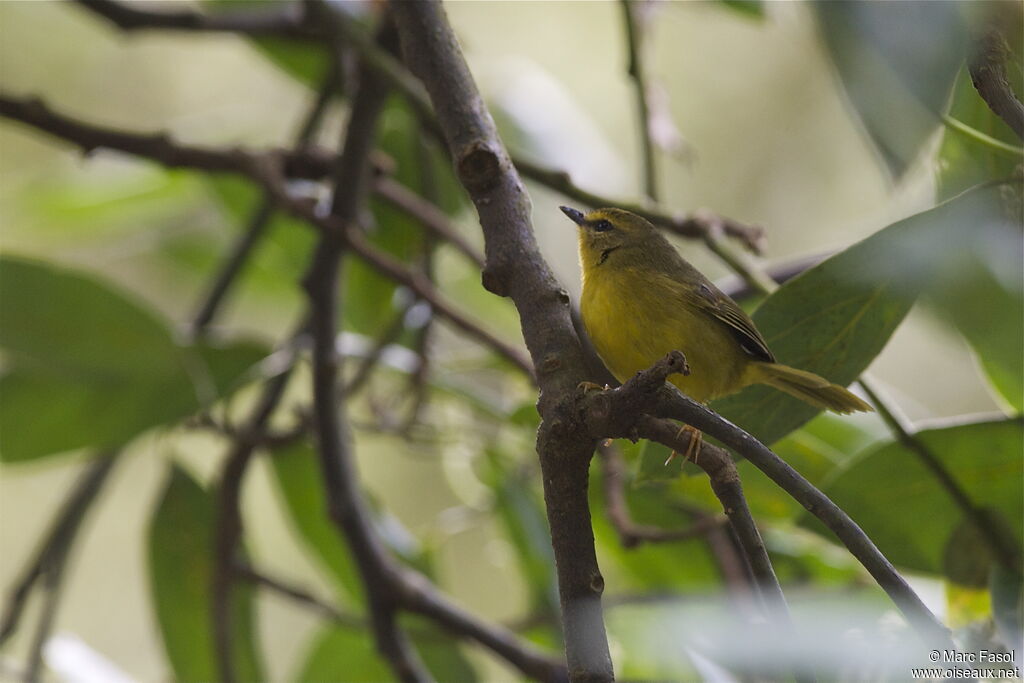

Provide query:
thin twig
left=301, top=20, right=430, bottom=680
left=374, top=176, right=485, bottom=270
left=192, top=67, right=338, bottom=335
left=211, top=343, right=300, bottom=683
left=73, top=0, right=326, bottom=41
left=0, top=94, right=532, bottom=378
left=0, top=453, right=118, bottom=649
left=235, top=565, right=364, bottom=627
left=639, top=419, right=814, bottom=683
left=858, top=378, right=1022, bottom=575
left=578, top=353, right=956, bottom=649
left=598, top=443, right=726, bottom=547
left=620, top=0, right=658, bottom=202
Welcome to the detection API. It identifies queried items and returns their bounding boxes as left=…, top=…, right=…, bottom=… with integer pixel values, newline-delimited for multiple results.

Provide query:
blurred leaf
left=713, top=185, right=1007, bottom=445
left=923, top=237, right=1024, bottom=413
left=590, top=458, right=721, bottom=591
left=990, top=564, right=1024, bottom=650
left=148, top=465, right=263, bottom=682
left=633, top=439, right=683, bottom=485
left=200, top=176, right=315, bottom=304
left=813, top=1, right=968, bottom=179
left=0, top=255, right=179, bottom=377
left=938, top=68, right=1023, bottom=202
left=0, top=256, right=267, bottom=461
left=717, top=0, right=764, bottom=19
left=202, top=0, right=330, bottom=87
left=406, top=616, right=479, bottom=683
left=804, top=417, right=1023, bottom=577
left=944, top=515, right=1002, bottom=588
left=483, top=450, right=557, bottom=617
left=294, top=625, right=391, bottom=683
left=295, top=619, right=478, bottom=683
left=267, top=442, right=363, bottom=605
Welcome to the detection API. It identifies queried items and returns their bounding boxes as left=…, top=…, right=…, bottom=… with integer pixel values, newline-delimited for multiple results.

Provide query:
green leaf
left=990, top=564, right=1023, bottom=651
left=0, top=256, right=268, bottom=461
left=632, top=439, right=684, bottom=485
left=717, top=0, right=764, bottom=19
left=713, top=184, right=1008, bottom=445
left=406, top=616, right=479, bottom=683
left=804, top=417, right=1023, bottom=577
left=938, top=68, right=1023, bottom=202
left=294, top=625, right=392, bottom=683
left=482, top=451, right=557, bottom=616
left=813, top=1, right=968, bottom=179
left=267, top=442, right=363, bottom=605
left=202, top=0, right=330, bottom=87
left=148, top=465, right=263, bottom=682
left=0, top=255, right=180, bottom=378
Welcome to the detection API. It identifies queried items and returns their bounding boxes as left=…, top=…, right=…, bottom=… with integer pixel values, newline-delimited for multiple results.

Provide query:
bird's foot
left=665, top=425, right=703, bottom=466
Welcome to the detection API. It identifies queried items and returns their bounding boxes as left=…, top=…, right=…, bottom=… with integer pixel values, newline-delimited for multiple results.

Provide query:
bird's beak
left=559, top=206, right=586, bottom=226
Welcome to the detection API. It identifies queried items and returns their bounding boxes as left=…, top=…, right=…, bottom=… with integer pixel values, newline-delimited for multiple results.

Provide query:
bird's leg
left=576, top=381, right=610, bottom=394
left=664, top=424, right=703, bottom=466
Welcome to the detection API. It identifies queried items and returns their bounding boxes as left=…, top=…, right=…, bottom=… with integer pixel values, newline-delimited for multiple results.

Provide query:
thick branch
left=391, top=3, right=613, bottom=680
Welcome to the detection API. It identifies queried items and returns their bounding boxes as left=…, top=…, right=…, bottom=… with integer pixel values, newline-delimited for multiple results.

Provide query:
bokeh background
left=0, top=1, right=1019, bottom=681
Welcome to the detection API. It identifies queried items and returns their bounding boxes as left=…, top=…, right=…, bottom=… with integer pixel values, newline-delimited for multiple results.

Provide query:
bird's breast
left=580, top=268, right=747, bottom=403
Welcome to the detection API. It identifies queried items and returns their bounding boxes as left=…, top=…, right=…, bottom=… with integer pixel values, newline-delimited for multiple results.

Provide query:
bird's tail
left=751, top=362, right=873, bottom=414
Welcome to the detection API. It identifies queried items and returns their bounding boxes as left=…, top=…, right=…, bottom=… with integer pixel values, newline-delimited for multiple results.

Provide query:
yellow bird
left=561, top=206, right=872, bottom=460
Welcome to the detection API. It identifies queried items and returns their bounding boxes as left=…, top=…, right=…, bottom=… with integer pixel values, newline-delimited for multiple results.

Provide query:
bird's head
left=559, top=206, right=659, bottom=271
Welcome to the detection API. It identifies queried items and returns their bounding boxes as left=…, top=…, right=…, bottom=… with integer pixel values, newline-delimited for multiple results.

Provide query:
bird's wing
left=690, top=279, right=776, bottom=363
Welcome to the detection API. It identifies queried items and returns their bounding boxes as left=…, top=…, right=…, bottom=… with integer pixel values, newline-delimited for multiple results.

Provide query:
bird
left=560, top=205, right=872, bottom=462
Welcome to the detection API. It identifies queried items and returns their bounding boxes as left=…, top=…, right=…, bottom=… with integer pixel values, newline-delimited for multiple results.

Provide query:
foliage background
left=0, top=1, right=1020, bottom=681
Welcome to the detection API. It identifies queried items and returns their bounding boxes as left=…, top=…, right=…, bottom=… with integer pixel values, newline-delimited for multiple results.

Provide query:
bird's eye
left=592, top=219, right=614, bottom=232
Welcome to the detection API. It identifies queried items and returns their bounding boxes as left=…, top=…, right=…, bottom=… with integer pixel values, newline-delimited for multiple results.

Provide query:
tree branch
left=620, top=0, right=658, bottom=202
left=73, top=0, right=326, bottom=41
left=0, top=453, right=117, bottom=650
left=211, top=357, right=298, bottom=683
left=598, top=443, right=726, bottom=548
left=969, top=27, right=1024, bottom=141
left=192, top=67, right=338, bottom=335
left=859, top=379, right=1022, bottom=575
left=0, top=93, right=530, bottom=377
left=302, top=25, right=430, bottom=680
left=578, top=353, right=956, bottom=649
left=391, top=3, right=614, bottom=680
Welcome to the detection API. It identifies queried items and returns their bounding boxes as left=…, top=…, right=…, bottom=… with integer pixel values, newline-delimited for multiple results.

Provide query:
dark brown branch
left=579, top=353, right=956, bottom=649
left=374, top=176, right=485, bottom=270
left=0, top=453, right=117, bottom=649
left=598, top=443, right=726, bottom=548
left=236, top=565, right=363, bottom=628
left=859, top=379, right=1022, bottom=575
left=303, top=29, right=430, bottom=681
left=512, top=157, right=766, bottom=254
left=391, top=3, right=612, bottom=680
left=0, top=93, right=335, bottom=179
left=620, top=0, right=658, bottom=202
left=73, top=0, right=326, bottom=41
left=0, top=93, right=530, bottom=377
left=212, top=353, right=298, bottom=683
left=192, top=68, right=338, bottom=335
left=969, top=28, right=1024, bottom=141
